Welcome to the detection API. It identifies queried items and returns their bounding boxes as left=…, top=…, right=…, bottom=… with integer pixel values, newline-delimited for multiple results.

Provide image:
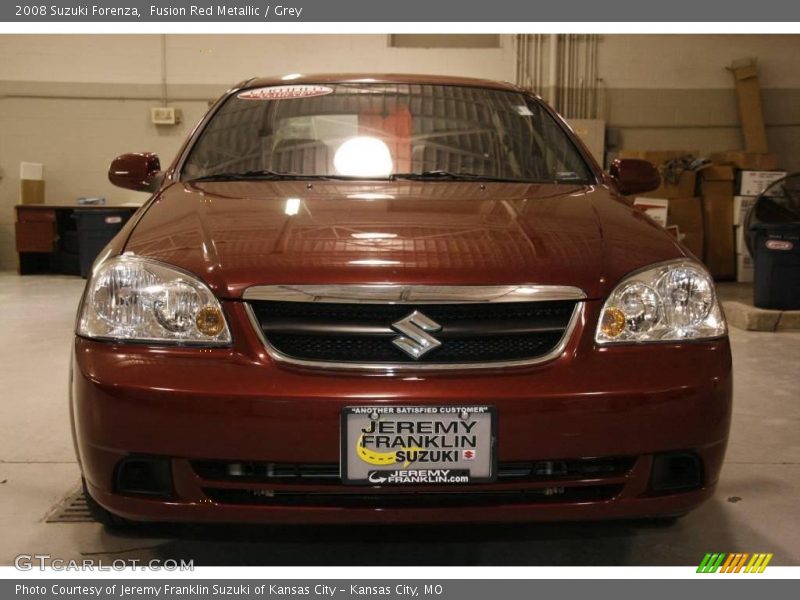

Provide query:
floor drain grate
left=46, top=486, right=94, bottom=523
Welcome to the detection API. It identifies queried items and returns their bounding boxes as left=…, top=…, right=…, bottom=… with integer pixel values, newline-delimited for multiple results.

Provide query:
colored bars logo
left=697, top=553, right=773, bottom=573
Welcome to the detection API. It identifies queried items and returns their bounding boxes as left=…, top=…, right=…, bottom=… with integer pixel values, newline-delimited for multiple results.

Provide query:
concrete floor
left=1, top=272, right=799, bottom=566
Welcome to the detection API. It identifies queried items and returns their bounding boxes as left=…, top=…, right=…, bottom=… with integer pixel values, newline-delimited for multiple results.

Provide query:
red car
left=71, top=74, right=731, bottom=526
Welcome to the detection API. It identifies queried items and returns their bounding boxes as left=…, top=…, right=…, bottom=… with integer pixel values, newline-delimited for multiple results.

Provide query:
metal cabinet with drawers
left=14, top=205, right=138, bottom=276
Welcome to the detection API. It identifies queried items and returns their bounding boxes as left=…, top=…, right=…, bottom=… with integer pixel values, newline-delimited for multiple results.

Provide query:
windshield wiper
left=188, top=170, right=316, bottom=182
left=391, top=170, right=529, bottom=182
left=190, top=169, right=548, bottom=183
left=190, top=171, right=394, bottom=182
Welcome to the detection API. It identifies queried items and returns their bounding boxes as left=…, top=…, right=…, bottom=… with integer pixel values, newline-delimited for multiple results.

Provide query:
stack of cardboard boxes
left=713, top=60, right=787, bottom=282
left=619, top=150, right=786, bottom=281
left=697, top=163, right=737, bottom=279
left=711, top=152, right=786, bottom=282
left=617, top=61, right=789, bottom=282
left=618, top=150, right=704, bottom=260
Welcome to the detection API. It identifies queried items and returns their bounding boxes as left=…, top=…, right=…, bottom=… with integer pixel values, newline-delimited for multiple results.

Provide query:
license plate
left=341, top=405, right=496, bottom=485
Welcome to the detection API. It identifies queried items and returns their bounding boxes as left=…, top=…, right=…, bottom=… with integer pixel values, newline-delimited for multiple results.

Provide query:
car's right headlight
left=596, top=259, right=726, bottom=344
left=77, top=255, right=231, bottom=345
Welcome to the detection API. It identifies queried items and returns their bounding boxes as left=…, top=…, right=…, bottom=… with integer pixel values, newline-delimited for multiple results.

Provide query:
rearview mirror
left=108, top=153, right=162, bottom=192
left=609, top=158, right=661, bottom=196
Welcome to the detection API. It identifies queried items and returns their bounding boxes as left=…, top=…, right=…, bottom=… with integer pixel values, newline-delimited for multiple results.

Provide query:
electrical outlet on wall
left=151, top=106, right=181, bottom=126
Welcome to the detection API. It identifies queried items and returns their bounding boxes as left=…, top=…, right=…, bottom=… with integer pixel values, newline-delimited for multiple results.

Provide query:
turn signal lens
left=600, top=307, right=625, bottom=338
left=195, top=305, right=226, bottom=337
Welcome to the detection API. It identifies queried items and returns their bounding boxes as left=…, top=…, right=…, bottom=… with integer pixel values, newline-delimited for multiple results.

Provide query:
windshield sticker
left=515, top=105, right=534, bottom=116
left=556, top=171, right=580, bottom=180
left=237, top=85, right=334, bottom=100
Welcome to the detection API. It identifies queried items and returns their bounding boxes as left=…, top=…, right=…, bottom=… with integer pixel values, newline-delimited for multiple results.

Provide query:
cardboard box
left=728, top=60, right=769, bottom=154
left=736, top=253, right=754, bottom=283
left=20, top=179, right=45, bottom=204
left=667, top=196, right=704, bottom=258
left=20, top=162, right=43, bottom=180
left=734, top=195, right=756, bottom=226
left=665, top=224, right=680, bottom=241
left=568, top=118, right=606, bottom=165
left=702, top=194, right=736, bottom=279
left=650, top=170, right=696, bottom=199
left=19, top=161, right=45, bottom=205
left=633, top=197, right=669, bottom=228
left=618, top=150, right=698, bottom=164
left=699, top=165, right=736, bottom=196
left=738, top=170, right=786, bottom=196
left=618, top=150, right=698, bottom=198
left=708, top=151, right=779, bottom=171
left=699, top=166, right=736, bottom=279
left=735, top=225, right=751, bottom=256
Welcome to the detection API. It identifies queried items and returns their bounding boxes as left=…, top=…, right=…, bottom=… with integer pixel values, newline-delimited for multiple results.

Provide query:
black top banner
left=3, top=0, right=800, bottom=22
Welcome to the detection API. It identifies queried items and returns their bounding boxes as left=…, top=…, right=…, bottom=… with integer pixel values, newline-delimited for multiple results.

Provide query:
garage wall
left=1, top=34, right=800, bottom=270
left=596, top=35, right=800, bottom=170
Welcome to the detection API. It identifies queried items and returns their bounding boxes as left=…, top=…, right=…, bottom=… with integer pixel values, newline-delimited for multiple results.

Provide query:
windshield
left=181, top=83, right=594, bottom=183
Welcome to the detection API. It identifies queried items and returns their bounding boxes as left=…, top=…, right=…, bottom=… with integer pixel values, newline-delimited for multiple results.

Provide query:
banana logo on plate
left=356, top=434, right=423, bottom=468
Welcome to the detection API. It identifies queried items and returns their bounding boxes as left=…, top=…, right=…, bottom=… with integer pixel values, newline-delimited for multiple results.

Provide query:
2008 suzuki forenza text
left=71, top=74, right=732, bottom=526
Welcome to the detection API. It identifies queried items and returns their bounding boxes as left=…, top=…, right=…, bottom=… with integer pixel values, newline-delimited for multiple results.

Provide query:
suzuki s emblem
left=391, top=310, right=442, bottom=359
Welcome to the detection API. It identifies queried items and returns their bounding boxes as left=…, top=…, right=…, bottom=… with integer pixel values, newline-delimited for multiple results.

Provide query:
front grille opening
left=192, top=461, right=340, bottom=484
left=268, top=332, right=563, bottom=363
left=249, top=299, right=577, bottom=365
left=497, top=457, right=636, bottom=480
left=191, top=457, right=635, bottom=485
left=255, top=301, right=577, bottom=323
left=202, top=485, right=624, bottom=508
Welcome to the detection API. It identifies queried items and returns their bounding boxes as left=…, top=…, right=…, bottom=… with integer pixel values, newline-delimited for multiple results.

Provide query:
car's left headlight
left=77, top=255, right=231, bottom=345
left=596, top=259, right=726, bottom=344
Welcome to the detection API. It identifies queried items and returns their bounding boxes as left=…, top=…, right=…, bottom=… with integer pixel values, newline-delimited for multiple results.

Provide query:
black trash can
left=745, top=174, right=800, bottom=310
left=75, top=209, right=132, bottom=278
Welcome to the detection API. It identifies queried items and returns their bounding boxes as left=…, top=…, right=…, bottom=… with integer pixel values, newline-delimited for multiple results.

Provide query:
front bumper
left=72, top=300, right=732, bottom=524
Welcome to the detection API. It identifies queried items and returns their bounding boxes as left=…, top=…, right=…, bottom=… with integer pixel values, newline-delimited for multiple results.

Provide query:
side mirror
left=108, top=153, right=162, bottom=192
left=609, top=158, right=661, bottom=196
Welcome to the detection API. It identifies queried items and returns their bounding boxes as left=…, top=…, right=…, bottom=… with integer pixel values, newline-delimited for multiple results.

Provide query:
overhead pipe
left=548, top=34, right=558, bottom=107
left=160, top=34, right=168, bottom=107
left=516, top=33, right=599, bottom=113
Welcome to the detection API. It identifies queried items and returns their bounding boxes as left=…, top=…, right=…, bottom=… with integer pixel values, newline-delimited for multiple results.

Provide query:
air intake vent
left=202, top=486, right=624, bottom=508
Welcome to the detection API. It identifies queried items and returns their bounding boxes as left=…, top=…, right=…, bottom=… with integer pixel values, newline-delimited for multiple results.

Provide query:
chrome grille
left=244, top=284, right=584, bottom=370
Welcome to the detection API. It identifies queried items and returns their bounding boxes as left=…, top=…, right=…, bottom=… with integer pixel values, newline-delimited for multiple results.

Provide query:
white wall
left=598, top=34, right=800, bottom=89
left=0, top=34, right=517, bottom=85
left=593, top=35, right=800, bottom=170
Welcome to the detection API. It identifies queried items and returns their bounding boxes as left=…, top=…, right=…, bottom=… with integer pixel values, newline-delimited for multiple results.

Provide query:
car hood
left=123, top=180, right=684, bottom=299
